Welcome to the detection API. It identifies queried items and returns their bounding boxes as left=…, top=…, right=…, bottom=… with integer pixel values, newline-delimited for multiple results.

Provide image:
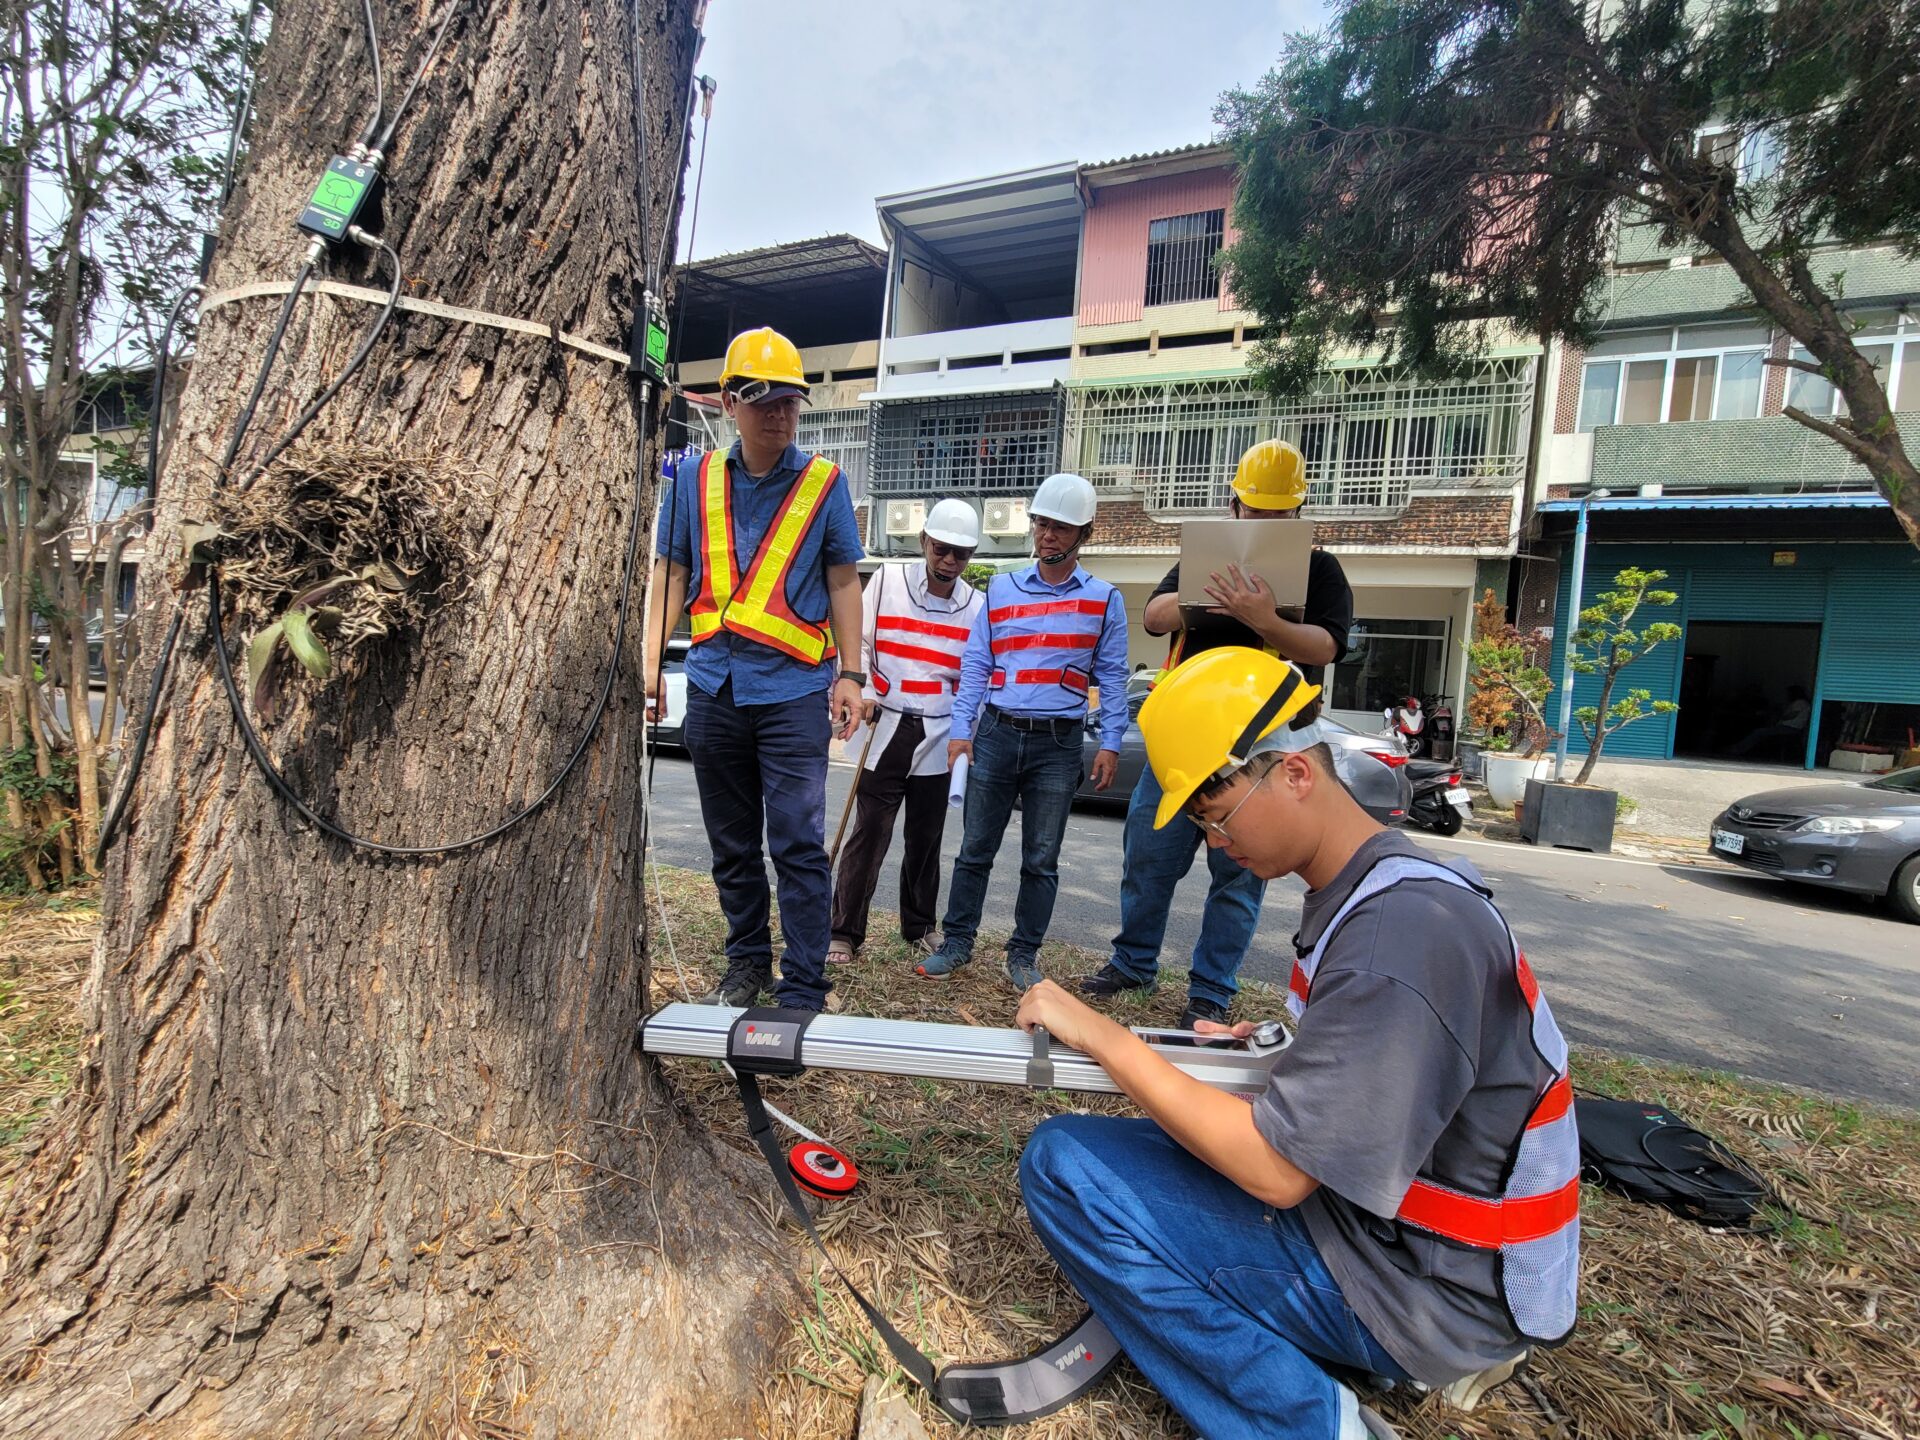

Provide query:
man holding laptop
left=1081, top=439, right=1353, bottom=1029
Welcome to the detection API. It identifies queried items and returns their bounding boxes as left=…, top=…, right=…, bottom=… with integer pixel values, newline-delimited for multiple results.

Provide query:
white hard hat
left=923, top=498, right=981, bottom=548
left=1031, top=472, right=1097, bottom=526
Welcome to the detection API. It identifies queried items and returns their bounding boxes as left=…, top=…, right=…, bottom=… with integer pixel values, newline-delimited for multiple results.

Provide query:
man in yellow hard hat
left=645, top=326, right=867, bottom=1013
left=1080, top=438, right=1353, bottom=1030
left=1014, top=647, right=1577, bottom=1440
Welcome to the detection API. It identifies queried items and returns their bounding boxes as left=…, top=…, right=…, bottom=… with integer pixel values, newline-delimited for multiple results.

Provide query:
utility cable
left=218, top=0, right=265, bottom=207
left=240, top=230, right=403, bottom=487
left=355, top=0, right=385, bottom=149
left=664, top=75, right=714, bottom=383
left=371, top=0, right=461, bottom=154
left=216, top=259, right=316, bottom=480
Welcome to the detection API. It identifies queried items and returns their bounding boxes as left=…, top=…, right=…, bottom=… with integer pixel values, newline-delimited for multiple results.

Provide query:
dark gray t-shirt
left=1251, top=831, right=1550, bottom=1385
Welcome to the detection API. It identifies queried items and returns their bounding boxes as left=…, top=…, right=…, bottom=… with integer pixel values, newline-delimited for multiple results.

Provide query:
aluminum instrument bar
left=638, top=1003, right=1290, bottom=1096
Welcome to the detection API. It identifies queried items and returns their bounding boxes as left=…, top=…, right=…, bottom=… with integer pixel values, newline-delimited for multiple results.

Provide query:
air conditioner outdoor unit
left=982, top=498, right=1028, bottom=537
left=884, top=500, right=926, bottom=536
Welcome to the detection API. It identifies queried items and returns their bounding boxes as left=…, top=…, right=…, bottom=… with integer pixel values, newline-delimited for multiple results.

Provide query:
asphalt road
left=645, top=754, right=1920, bottom=1108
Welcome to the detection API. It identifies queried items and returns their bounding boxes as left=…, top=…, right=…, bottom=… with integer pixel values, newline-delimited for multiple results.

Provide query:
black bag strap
left=724, top=1010, right=1119, bottom=1426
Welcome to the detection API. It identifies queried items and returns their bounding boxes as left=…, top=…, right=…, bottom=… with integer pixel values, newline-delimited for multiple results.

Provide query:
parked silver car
left=1076, top=680, right=1412, bottom=824
left=1710, top=767, right=1920, bottom=923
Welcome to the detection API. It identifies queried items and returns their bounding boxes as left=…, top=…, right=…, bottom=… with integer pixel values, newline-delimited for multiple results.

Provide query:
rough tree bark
left=0, top=0, right=792, bottom=1433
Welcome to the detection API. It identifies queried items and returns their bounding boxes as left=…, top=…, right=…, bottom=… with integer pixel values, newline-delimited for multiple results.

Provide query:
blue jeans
left=1021, top=1115, right=1408, bottom=1439
left=1108, top=766, right=1266, bottom=1008
left=938, top=708, right=1084, bottom=962
left=683, top=682, right=832, bottom=1009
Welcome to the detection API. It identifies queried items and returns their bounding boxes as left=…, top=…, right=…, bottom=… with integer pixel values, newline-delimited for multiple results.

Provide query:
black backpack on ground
left=1574, top=1097, right=1782, bottom=1231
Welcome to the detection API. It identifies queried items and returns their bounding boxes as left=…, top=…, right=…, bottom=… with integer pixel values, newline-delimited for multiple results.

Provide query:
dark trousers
left=938, top=707, right=1084, bottom=963
left=683, top=682, right=831, bottom=1009
left=829, top=713, right=949, bottom=950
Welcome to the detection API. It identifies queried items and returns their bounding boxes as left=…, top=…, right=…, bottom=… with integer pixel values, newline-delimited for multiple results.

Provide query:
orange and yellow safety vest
left=687, top=449, right=841, bottom=665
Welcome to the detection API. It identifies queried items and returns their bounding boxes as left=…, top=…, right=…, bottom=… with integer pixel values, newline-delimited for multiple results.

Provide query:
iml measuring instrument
left=637, top=1002, right=1292, bottom=1425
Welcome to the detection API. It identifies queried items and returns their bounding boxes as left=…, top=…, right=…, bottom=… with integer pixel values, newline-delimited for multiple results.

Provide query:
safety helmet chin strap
left=1036, top=520, right=1088, bottom=566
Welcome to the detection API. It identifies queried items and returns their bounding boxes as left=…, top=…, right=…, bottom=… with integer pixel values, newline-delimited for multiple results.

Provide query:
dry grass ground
left=5, top=875, right=1915, bottom=1440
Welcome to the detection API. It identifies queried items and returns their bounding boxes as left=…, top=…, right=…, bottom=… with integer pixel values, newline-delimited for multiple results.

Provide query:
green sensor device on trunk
left=639, top=298, right=670, bottom=383
left=298, top=156, right=380, bottom=243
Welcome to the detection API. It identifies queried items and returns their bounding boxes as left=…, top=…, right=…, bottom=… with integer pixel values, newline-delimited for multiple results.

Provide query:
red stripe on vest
left=899, top=678, right=946, bottom=695
left=987, top=598, right=1109, bottom=623
left=1515, top=950, right=1541, bottom=1009
left=875, top=638, right=965, bottom=670
left=1527, top=1075, right=1574, bottom=1129
left=1288, top=961, right=1310, bottom=1003
left=991, top=631, right=1099, bottom=654
left=1012, top=668, right=1089, bottom=691
left=877, top=615, right=972, bottom=642
left=1397, top=1175, right=1580, bottom=1249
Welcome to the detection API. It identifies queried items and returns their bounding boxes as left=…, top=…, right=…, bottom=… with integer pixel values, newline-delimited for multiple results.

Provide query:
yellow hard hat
left=1138, top=647, right=1321, bottom=829
left=719, top=326, right=809, bottom=402
left=1231, top=439, right=1307, bottom=511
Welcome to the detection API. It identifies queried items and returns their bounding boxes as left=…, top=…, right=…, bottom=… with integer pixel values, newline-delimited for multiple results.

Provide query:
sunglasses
left=927, top=542, right=975, bottom=561
left=1187, top=771, right=1268, bottom=841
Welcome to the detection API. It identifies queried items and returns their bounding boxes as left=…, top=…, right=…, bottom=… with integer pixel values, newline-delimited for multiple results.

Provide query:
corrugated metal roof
left=683, top=234, right=885, bottom=286
left=1537, top=493, right=1888, bottom=512
left=1083, top=140, right=1229, bottom=173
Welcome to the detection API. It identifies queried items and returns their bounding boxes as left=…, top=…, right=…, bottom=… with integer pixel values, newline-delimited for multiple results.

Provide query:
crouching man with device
left=1014, top=647, right=1580, bottom=1440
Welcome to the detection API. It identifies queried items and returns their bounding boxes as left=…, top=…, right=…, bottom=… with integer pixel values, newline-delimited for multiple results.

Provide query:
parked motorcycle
left=1405, top=758, right=1473, bottom=836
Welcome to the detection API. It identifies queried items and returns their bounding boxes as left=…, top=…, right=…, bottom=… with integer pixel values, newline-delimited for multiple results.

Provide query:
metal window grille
left=1065, top=360, right=1534, bottom=516
left=1145, top=210, right=1225, bottom=307
left=866, top=390, right=1064, bottom=500
left=798, top=406, right=870, bottom=504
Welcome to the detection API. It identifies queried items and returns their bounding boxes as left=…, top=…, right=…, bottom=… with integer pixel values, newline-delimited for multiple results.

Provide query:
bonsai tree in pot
left=1568, top=567, right=1682, bottom=785
left=1525, top=567, right=1680, bottom=850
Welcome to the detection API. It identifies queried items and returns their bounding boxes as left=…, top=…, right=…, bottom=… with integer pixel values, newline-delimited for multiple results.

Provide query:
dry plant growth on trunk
left=0, top=1, right=797, bottom=1434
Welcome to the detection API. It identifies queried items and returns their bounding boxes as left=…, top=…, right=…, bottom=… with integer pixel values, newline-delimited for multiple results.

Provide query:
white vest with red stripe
left=856, top=561, right=983, bottom=776
left=1288, top=853, right=1580, bottom=1346
left=981, top=569, right=1116, bottom=711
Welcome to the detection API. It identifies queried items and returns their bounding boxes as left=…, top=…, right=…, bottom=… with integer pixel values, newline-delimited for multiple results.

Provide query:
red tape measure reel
left=788, top=1140, right=859, bottom=1200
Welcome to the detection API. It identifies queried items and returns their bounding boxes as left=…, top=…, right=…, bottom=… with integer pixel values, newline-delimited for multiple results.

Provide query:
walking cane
left=829, top=717, right=880, bottom=871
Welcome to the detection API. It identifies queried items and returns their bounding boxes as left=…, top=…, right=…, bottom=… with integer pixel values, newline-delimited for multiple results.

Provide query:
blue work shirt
left=950, top=564, right=1131, bottom=752
left=656, top=440, right=865, bottom=704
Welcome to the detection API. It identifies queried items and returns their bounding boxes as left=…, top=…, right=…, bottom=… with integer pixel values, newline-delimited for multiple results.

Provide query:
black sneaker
left=1178, top=996, right=1230, bottom=1030
left=697, top=969, right=771, bottom=1007
left=1079, top=962, right=1155, bottom=1000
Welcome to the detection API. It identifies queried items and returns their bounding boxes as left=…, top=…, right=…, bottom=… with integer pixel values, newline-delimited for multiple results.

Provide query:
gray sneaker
left=697, top=968, right=771, bottom=1007
left=1003, top=954, right=1043, bottom=991
left=1438, top=1351, right=1527, bottom=1411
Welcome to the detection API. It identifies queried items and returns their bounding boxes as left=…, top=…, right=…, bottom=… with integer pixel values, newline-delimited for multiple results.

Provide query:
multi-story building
left=1062, top=145, right=1539, bottom=732
left=1528, top=206, right=1920, bottom=769
left=862, top=163, right=1084, bottom=565
left=672, top=234, right=886, bottom=526
left=666, top=155, right=1547, bottom=732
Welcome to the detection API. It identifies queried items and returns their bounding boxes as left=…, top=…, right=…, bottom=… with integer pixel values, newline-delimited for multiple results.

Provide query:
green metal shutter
left=1818, top=552, right=1920, bottom=704
left=1553, top=547, right=1684, bottom=759
left=1683, top=566, right=1827, bottom=622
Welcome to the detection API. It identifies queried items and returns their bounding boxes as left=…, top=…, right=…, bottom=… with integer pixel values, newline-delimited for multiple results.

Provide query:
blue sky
left=679, top=0, right=1329, bottom=261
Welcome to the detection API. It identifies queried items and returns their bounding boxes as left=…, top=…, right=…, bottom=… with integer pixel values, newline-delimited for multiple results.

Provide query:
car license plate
left=1444, top=787, right=1471, bottom=805
left=1712, top=829, right=1745, bottom=856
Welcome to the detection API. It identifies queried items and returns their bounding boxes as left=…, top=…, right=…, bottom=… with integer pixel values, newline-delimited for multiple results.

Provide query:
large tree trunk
left=0, top=1, right=791, bottom=1433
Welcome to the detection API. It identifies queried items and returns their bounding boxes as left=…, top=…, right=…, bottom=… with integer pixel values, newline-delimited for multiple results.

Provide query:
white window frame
left=1786, top=315, right=1920, bottom=418
left=1692, top=123, right=1785, bottom=186
left=1577, top=326, right=1772, bottom=430
left=1326, top=617, right=1453, bottom=718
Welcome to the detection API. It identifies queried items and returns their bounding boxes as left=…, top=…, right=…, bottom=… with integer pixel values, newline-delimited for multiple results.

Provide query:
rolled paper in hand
left=948, top=753, right=970, bottom=808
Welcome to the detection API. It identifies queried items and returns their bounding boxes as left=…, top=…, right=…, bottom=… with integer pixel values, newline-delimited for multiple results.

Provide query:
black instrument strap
left=725, top=1009, right=1120, bottom=1425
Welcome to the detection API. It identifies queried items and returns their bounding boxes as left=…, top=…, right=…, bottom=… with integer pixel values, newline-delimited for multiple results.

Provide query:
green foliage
left=961, top=562, right=997, bottom=590
left=1, top=746, right=79, bottom=894
left=1464, top=588, right=1555, bottom=754
left=1215, top=0, right=1920, bottom=525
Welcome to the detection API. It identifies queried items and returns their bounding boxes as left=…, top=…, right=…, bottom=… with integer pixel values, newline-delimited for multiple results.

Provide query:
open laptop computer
left=1177, top=518, right=1315, bottom=613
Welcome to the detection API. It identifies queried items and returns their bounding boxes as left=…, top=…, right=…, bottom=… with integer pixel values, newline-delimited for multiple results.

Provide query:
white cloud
left=678, top=0, right=1327, bottom=260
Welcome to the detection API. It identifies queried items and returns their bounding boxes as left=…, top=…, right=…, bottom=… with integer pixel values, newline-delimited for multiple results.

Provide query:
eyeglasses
left=1187, top=771, right=1268, bottom=841
left=927, top=542, right=975, bottom=561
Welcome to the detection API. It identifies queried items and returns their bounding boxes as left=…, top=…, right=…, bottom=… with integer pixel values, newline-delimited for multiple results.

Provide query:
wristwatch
left=837, top=670, right=867, bottom=687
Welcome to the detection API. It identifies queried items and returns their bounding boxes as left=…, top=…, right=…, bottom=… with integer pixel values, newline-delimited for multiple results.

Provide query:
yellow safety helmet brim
left=1139, top=647, right=1322, bottom=829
